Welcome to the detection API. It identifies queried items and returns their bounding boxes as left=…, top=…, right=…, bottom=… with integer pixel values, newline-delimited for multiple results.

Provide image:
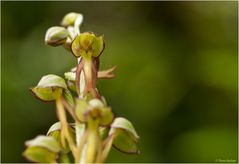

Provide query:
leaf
left=109, top=117, right=140, bottom=154
left=23, top=146, right=57, bottom=163
left=25, top=135, right=61, bottom=153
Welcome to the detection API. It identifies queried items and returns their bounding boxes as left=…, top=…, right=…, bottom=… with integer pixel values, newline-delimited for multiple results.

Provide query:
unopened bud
left=45, top=26, right=68, bottom=47
left=61, top=12, right=83, bottom=27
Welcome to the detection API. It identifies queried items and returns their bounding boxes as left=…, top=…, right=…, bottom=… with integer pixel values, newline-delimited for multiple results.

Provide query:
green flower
left=75, top=98, right=114, bottom=126
left=30, top=74, right=67, bottom=102
left=23, top=135, right=61, bottom=163
left=109, top=117, right=140, bottom=154
left=71, top=32, right=104, bottom=58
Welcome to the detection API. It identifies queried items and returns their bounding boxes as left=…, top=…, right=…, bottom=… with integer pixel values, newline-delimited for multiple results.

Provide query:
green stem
left=56, top=97, right=77, bottom=160
left=74, top=122, right=86, bottom=163
left=96, top=133, right=116, bottom=163
left=76, top=122, right=85, bottom=146
left=86, top=118, right=99, bottom=163
left=77, top=128, right=88, bottom=163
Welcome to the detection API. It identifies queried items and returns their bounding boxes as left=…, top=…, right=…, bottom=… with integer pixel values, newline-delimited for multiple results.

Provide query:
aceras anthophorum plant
left=23, top=12, right=140, bottom=163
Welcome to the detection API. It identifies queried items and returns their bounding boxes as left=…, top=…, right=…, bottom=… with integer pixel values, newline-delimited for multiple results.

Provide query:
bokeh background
left=1, top=1, right=238, bottom=163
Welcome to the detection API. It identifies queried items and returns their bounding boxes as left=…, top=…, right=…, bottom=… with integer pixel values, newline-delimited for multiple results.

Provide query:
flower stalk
left=23, top=12, right=140, bottom=164
left=56, top=97, right=78, bottom=160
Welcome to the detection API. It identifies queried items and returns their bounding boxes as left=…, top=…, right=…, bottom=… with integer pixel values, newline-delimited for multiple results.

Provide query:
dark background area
left=1, top=1, right=238, bottom=163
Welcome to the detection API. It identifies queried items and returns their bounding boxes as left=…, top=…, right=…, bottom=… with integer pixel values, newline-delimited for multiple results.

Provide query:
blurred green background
left=1, top=1, right=238, bottom=163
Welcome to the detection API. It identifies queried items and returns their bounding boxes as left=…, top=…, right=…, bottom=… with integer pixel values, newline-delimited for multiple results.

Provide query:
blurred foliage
left=1, top=1, right=238, bottom=163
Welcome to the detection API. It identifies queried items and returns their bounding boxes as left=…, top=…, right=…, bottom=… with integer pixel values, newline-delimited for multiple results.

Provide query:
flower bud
left=61, top=12, right=83, bottom=27
left=47, top=122, right=75, bottom=153
left=30, top=74, right=67, bottom=102
left=45, top=26, right=68, bottom=47
left=23, top=135, right=61, bottom=163
left=71, top=32, right=104, bottom=58
left=109, top=117, right=140, bottom=154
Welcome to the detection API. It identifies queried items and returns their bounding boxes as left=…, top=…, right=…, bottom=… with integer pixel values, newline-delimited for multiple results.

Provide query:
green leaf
left=23, top=146, right=57, bottom=163
left=45, top=26, right=69, bottom=46
left=109, top=117, right=140, bottom=154
left=25, top=135, right=61, bottom=153
left=31, top=74, right=67, bottom=101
